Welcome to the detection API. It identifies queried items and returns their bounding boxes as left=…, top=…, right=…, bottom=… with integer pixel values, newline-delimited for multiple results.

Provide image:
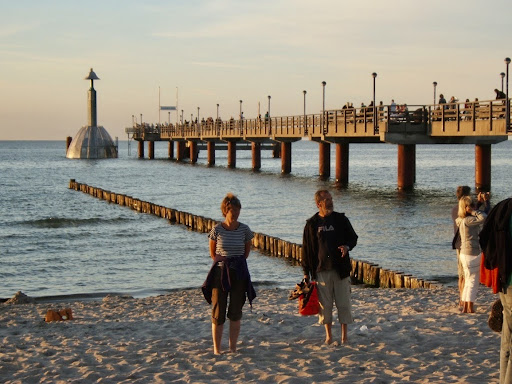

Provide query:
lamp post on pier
left=168, top=112, right=170, bottom=124
left=197, top=107, right=200, bottom=124
left=132, top=115, right=135, bottom=126
left=303, top=90, right=307, bottom=133
left=506, top=57, right=511, bottom=131
left=239, top=100, right=243, bottom=121
left=322, top=81, right=326, bottom=132
left=372, top=72, right=377, bottom=132
left=216, top=104, right=219, bottom=120
left=433, top=81, right=437, bottom=107
left=267, top=95, right=271, bottom=131
left=181, top=110, right=183, bottom=124
left=140, top=114, right=143, bottom=126
left=501, top=72, right=506, bottom=93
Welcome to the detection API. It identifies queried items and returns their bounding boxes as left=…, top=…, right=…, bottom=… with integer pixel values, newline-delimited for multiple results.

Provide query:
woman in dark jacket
left=480, top=198, right=512, bottom=383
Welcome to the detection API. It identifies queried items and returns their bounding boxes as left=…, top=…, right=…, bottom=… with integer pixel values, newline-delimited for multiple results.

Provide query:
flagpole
left=158, top=86, right=161, bottom=125
left=176, top=87, right=179, bottom=126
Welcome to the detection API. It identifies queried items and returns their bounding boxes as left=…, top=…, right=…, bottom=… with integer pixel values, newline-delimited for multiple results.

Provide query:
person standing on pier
left=495, top=89, right=507, bottom=118
left=302, top=190, right=358, bottom=344
left=439, top=94, right=447, bottom=108
left=496, top=88, right=507, bottom=100
left=202, top=193, right=255, bottom=355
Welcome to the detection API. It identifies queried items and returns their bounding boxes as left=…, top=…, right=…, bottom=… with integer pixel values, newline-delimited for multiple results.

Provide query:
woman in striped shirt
left=202, top=193, right=255, bottom=355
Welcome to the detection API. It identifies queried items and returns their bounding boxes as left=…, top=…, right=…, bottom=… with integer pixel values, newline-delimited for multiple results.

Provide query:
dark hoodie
left=302, top=211, right=358, bottom=280
left=480, top=198, right=512, bottom=291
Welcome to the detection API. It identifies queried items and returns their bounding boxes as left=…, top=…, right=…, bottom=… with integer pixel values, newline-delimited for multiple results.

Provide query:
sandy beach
left=0, top=286, right=501, bottom=383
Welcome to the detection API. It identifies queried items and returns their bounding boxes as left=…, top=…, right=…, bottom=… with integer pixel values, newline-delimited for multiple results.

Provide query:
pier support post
left=189, top=141, right=198, bottom=163
left=319, top=141, right=331, bottom=179
left=176, top=141, right=186, bottom=161
left=475, top=144, right=491, bottom=192
left=148, top=141, right=154, bottom=159
left=335, top=142, right=349, bottom=186
left=281, top=142, right=292, bottom=174
left=207, top=142, right=215, bottom=166
left=227, top=141, right=236, bottom=168
left=272, top=143, right=281, bottom=158
left=252, top=142, right=261, bottom=171
left=138, top=140, right=144, bottom=159
left=397, top=144, right=415, bottom=190
left=168, top=141, right=174, bottom=159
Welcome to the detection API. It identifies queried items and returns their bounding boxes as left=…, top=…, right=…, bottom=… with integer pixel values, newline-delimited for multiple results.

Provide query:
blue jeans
left=500, top=287, right=512, bottom=384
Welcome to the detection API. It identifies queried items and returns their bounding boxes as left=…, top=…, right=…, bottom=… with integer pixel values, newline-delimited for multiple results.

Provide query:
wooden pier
left=125, top=99, right=509, bottom=191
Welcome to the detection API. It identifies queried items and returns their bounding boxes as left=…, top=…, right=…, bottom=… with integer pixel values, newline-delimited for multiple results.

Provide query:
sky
left=1, top=0, right=511, bottom=140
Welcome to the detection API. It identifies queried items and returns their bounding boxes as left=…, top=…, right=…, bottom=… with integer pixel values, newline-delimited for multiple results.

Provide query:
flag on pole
left=160, top=106, right=177, bottom=111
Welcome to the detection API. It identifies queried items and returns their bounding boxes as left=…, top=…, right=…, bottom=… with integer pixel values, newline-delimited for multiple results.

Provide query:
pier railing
left=127, top=98, right=510, bottom=141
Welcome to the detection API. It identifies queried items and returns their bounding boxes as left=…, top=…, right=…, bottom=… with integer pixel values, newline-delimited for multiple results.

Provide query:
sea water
left=0, top=139, right=510, bottom=299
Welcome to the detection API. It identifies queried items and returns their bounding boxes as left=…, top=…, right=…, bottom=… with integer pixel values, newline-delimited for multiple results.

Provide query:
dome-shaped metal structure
left=66, top=68, right=118, bottom=159
left=66, top=125, right=118, bottom=158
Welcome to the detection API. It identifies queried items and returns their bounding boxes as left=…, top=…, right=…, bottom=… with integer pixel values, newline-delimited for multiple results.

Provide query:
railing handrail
left=126, top=98, right=510, bottom=138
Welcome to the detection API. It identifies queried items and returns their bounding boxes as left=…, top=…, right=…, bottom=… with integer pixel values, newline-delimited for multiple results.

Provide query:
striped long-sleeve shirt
left=209, top=223, right=253, bottom=258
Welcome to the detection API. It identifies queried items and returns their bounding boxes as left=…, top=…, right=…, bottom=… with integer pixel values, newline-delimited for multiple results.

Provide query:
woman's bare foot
left=461, top=302, right=475, bottom=313
left=325, top=337, right=333, bottom=345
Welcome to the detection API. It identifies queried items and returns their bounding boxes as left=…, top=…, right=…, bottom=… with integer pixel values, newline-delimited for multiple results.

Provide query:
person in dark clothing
left=439, top=94, right=447, bottom=107
left=479, top=198, right=512, bottom=383
left=495, top=89, right=507, bottom=100
left=302, top=190, right=358, bottom=344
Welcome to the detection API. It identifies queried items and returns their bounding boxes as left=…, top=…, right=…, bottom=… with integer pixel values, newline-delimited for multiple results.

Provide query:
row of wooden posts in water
left=69, top=179, right=438, bottom=289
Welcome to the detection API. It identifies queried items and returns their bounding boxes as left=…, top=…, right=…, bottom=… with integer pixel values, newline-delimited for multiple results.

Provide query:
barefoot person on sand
left=202, top=193, right=256, bottom=355
left=301, top=190, right=358, bottom=344
left=452, top=186, right=471, bottom=309
left=456, top=195, right=487, bottom=313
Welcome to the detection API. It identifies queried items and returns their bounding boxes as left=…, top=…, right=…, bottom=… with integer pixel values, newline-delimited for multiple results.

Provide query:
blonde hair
left=221, top=193, right=241, bottom=217
left=458, top=195, right=473, bottom=219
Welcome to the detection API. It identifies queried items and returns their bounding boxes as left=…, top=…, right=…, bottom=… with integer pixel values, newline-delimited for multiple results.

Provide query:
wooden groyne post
left=68, top=179, right=439, bottom=289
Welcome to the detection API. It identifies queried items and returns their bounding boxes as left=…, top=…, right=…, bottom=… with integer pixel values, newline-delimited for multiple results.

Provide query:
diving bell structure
left=66, top=68, right=118, bottom=159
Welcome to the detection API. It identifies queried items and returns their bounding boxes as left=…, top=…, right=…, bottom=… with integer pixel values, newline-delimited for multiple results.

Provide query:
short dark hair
left=456, top=185, right=471, bottom=200
left=221, top=193, right=241, bottom=217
